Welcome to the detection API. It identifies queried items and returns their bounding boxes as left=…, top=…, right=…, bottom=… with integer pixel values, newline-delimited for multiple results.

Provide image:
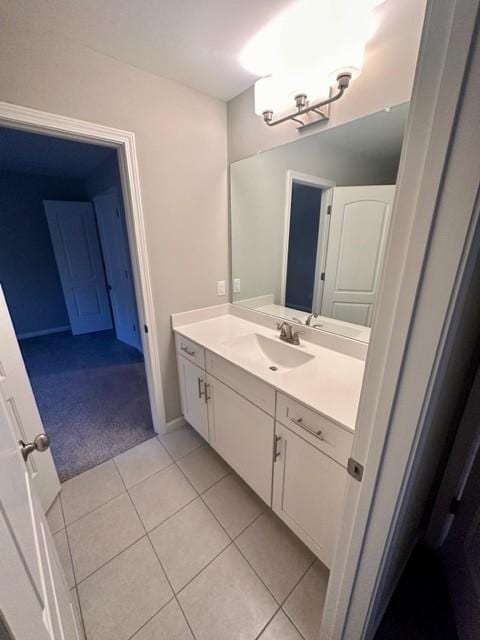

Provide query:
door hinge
left=347, top=457, right=364, bottom=482
left=320, top=272, right=325, bottom=281
left=133, top=323, right=136, bottom=332
left=143, top=324, right=149, bottom=334
left=449, top=496, right=461, bottom=515
left=327, top=205, right=332, bottom=215
left=116, top=208, right=120, bottom=217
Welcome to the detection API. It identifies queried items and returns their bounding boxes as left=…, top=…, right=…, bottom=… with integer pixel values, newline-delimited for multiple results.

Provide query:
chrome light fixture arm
left=262, top=72, right=351, bottom=128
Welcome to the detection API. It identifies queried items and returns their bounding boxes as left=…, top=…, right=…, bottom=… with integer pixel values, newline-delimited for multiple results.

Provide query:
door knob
left=19, top=433, right=50, bottom=461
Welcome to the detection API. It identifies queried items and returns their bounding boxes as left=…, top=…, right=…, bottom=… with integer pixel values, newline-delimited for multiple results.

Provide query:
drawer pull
left=290, top=416, right=325, bottom=441
left=204, top=382, right=211, bottom=403
left=181, top=344, right=196, bottom=357
left=274, top=434, right=282, bottom=462
left=197, top=377, right=205, bottom=399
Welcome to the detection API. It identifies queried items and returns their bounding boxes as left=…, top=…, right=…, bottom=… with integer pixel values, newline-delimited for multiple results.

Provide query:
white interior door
left=93, top=189, right=142, bottom=350
left=44, top=200, right=113, bottom=335
left=321, top=185, right=395, bottom=326
left=0, top=377, right=80, bottom=640
left=0, top=286, right=59, bottom=511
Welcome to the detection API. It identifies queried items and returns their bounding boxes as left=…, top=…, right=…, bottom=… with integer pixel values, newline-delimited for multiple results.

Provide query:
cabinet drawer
left=175, top=333, right=205, bottom=369
left=206, top=351, right=275, bottom=416
left=276, top=393, right=353, bottom=467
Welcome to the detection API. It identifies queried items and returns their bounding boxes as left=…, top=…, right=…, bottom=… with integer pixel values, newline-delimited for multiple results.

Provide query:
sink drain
left=269, top=365, right=278, bottom=371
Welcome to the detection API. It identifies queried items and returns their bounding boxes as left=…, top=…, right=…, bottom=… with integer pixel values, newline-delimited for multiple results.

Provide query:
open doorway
left=0, top=126, right=154, bottom=480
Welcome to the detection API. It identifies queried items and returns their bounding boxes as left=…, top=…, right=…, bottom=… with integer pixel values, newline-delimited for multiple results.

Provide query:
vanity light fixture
left=240, top=0, right=384, bottom=129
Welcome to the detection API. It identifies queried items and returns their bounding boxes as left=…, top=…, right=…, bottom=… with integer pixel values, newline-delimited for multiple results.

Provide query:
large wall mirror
left=230, top=103, right=408, bottom=343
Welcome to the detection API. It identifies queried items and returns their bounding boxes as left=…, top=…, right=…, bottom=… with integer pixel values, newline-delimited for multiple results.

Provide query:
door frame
left=321, top=1, right=480, bottom=638
left=280, top=171, right=335, bottom=311
left=0, top=102, right=166, bottom=432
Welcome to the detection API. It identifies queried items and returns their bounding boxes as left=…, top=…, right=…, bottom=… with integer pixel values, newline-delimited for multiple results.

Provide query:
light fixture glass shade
left=254, top=75, right=297, bottom=116
left=240, top=0, right=375, bottom=78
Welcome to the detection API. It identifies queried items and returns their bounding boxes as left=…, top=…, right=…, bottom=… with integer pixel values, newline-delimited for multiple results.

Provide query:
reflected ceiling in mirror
left=230, top=103, right=408, bottom=343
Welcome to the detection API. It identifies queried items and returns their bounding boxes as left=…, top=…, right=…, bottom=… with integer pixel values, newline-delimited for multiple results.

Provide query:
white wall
left=231, top=132, right=398, bottom=302
left=227, top=0, right=427, bottom=162
left=0, top=19, right=228, bottom=422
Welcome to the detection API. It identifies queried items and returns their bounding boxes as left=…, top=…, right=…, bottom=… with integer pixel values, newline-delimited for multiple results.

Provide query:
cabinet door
left=207, top=375, right=274, bottom=505
left=178, top=355, right=209, bottom=441
left=273, top=423, right=347, bottom=567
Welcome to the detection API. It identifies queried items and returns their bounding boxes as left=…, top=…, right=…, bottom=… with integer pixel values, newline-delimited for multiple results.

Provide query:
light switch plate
left=233, top=278, right=241, bottom=293
left=217, top=280, right=226, bottom=296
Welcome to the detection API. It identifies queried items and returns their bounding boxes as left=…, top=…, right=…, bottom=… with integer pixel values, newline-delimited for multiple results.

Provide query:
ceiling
left=0, top=0, right=294, bottom=101
left=0, top=127, right=116, bottom=179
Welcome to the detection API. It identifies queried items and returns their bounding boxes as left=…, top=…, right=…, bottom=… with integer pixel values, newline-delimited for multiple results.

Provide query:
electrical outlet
left=233, top=278, right=241, bottom=293
left=217, top=280, right=226, bottom=296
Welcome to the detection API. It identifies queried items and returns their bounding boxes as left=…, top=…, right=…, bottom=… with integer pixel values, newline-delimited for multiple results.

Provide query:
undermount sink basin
left=224, top=333, right=314, bottom=372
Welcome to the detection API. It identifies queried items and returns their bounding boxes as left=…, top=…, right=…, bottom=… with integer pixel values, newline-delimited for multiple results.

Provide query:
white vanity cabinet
left=206, top=374, right=274, bottom=504
left=273, top=422, right=347, bottom=566
left=177, top=355, right=209, bottom=441
left=174, top=329, right=354, bottom=568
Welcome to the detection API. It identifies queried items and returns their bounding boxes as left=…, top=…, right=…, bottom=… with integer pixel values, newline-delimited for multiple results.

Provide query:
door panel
left=0, top=286, right=59, bottom=511
left=94, top=189, right=141, bottom=350
left=0, top=391, right=79, bottom=640
left=273, top=422, right=347, bottom=567
left=178, top=356, right=209, bottom=441
left=322, top=185, right=395, bottom=326
left=44, top=200, right=113, bottom=335
left=207, top=375, right=274, bottom=504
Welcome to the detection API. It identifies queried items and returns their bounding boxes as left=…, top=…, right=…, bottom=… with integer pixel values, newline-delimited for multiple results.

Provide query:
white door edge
left=321, top=1, right=480, bottom=639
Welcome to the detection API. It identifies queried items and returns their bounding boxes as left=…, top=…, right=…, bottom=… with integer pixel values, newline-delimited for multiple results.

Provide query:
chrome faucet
left=276, top=321, right=304, bottom=345
left=305, top=313, right=319, bottom=326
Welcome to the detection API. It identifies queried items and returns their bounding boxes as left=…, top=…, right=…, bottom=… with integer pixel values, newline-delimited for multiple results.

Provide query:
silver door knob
left=19, top=433, right=50, bottom=461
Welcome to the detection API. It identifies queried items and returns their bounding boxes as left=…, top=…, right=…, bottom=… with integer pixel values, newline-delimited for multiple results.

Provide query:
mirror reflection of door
left=322, top=185, right=395, bottom=326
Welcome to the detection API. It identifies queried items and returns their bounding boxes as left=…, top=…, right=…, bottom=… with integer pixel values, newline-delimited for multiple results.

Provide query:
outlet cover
left=233, top=278, right=241, bottom=293
left=217, top=280, right=226, bottom=296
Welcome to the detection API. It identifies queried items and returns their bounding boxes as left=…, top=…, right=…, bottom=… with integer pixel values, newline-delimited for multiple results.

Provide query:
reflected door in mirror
left=322, top=185, right=395, bottom=326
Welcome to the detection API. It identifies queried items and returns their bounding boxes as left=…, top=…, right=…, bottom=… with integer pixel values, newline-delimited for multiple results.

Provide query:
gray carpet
left=20, top=330, right=155, bottom=482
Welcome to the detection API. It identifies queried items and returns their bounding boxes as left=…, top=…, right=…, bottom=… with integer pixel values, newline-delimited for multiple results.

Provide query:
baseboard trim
left=164, top=415, right=188, bottom=434
left=17, top=325, right=70, bottom=340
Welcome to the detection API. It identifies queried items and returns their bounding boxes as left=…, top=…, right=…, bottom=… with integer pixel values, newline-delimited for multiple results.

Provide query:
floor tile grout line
left=281, top=606, right=308, bottom=640
left=277, top=557, right=318, bottom=640
left=73, top=533, right=146, bottom=588
left=60, top=436, right=315, bottom=640
left=180, top=459, right=312, bottom=611
left=117, top=458, right=200, bottom=640
left=199, top=480, right=316, bottom=620
left=62, top=438, right=179, bottom=528
left=195, top=488, right=288, bottom=607
left=142, top=512, right=200, bottom=640
left=173, top=539, right=236, bottom=597
left=60, top=435, right=157, bottom=485
left=124, top=594, right=176, bottom=640
left=146, top=533, right=200, bottom=640
left=160, top=439, right=208, bottom=464
left=119, top=458, right=176, bottom=491
left=253, top=605, right=282, bottom=640
left=58, top=494, right=88, bottom=639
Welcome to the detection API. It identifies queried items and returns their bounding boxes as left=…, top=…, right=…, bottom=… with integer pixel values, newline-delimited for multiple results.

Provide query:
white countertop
left=174, top=313, right=365, bottom=431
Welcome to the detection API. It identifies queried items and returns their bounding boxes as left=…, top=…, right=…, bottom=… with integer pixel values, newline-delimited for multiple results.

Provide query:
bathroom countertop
left=174, top=313, right=365, bottom=432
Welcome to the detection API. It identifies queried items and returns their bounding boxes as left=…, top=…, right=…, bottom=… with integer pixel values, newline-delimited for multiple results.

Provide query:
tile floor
left=47, top=425, right=329, bottom=640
